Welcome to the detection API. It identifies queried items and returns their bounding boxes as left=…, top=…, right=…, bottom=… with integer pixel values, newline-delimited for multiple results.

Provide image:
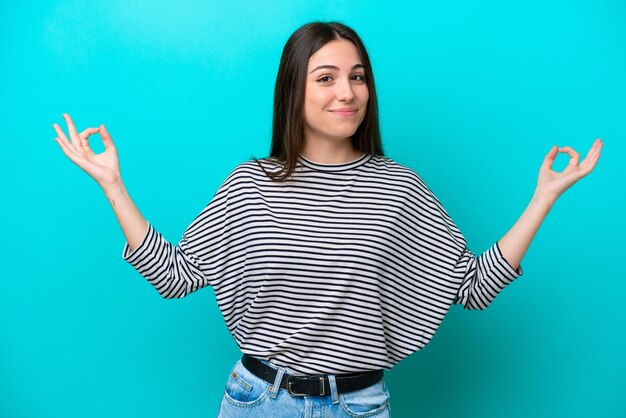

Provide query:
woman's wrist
left=102, top=178, right=127, bottom=203
left=531, top=188, right=558, bottom=209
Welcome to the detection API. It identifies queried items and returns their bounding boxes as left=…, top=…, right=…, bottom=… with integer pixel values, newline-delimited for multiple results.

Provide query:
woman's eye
left=316, top=74, right=365, bottom=84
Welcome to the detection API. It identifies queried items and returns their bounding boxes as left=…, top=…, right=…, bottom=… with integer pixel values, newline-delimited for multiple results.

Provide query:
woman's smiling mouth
left=328, top=108, right=358, bottom=116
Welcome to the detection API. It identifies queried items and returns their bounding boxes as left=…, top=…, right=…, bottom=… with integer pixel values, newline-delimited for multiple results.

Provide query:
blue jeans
left=217, top=359, right=391, bottom=417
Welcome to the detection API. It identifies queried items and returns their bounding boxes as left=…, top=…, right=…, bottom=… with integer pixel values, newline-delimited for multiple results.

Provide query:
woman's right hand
left=53, top=113, right=122, bottom=192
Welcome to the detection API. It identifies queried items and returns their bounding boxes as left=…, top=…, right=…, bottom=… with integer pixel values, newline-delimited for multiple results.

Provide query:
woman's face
left=303, top=39, right=369, bottom=149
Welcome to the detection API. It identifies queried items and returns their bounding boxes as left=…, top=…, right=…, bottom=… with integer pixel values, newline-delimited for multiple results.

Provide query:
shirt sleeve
left=121, top=221, right=212, bottom=298
left=406, top=167, right=523, bottom=310
left=121, top=170, right=235, bottom=299
left=453, top=242, right=523, bottom=309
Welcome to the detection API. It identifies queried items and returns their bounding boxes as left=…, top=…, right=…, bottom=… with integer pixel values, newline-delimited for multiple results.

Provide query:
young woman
left=53, top=21, right=602, bottom=418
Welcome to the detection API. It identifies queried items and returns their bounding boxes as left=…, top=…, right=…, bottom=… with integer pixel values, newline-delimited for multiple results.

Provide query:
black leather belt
left=241, top=354, right=384, bottom=397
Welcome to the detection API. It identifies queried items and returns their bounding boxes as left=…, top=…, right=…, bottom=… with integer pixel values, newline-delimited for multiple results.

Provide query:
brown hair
left=260, top=21, right=383, bottom=181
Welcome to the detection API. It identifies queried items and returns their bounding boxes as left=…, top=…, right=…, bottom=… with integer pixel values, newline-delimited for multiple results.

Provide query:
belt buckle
left=287, top=375, right=326, bottom=396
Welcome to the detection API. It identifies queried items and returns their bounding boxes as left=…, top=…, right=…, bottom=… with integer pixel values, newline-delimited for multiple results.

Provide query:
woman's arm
left=497, top=139, right=603, bottom=270
left=53, top=113, right=148, bottom=251
left=102, top=180, right=149, bottom=252
left=54, top=113, right=215, bottom=298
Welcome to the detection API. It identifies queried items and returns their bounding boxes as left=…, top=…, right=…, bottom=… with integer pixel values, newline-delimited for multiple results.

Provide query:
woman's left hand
left=535, top=138, right=603, bottom=203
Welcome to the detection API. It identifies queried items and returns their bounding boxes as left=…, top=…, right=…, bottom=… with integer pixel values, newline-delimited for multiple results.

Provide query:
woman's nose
left=335, top=79, right=355, bottom=101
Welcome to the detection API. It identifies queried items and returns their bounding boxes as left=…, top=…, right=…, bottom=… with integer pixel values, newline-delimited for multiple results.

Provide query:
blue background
left=1, top=0, right=625, bottom=417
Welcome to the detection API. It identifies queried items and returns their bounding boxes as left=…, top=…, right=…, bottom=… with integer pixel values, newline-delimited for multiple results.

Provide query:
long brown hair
left=260, top=21, right=383, bottom=181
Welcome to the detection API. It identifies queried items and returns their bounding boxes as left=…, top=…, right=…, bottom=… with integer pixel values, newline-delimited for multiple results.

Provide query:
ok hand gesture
left=53, top=113, right=121, bottom=191
left=535, top=139, right=603, bottom=202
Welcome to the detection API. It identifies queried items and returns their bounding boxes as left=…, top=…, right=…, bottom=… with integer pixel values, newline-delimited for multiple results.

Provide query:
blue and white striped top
left=123, top=153, right=522, bottom=375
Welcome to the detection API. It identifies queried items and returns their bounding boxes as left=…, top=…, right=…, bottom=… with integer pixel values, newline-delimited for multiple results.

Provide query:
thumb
left=100, top=124, right=116, bottom=150
left=540, top=145, right=558, bottom=171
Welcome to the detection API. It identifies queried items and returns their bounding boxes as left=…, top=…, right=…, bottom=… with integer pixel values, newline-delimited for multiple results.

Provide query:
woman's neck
left=301, top=138, right=361, bottom=164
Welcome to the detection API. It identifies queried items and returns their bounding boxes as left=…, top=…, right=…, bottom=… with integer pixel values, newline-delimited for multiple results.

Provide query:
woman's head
left=268, top=22, right=383, bottom=180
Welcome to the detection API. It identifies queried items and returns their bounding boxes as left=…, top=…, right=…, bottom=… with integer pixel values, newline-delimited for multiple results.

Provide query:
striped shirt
left=123, top=153, right=522, bottom=375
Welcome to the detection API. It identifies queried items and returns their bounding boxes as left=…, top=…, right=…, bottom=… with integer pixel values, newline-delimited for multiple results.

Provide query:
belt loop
left=270, top=367, right=285, bottom=399
left=327, top=374, right=339, bottom=404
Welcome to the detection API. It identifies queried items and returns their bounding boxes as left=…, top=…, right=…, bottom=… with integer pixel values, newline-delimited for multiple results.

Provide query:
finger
left=589, top=138, right=604, bottom=157
left=557, top=146, right=580, bottom=168
left=579, top=139, right=603, bottom=167
left=53, top=136, right=81, bottom=165
left=52, top=123, right=70, bottom=143
left=78, top=127, right=100, bottom=154
left=52, top=123, right=77, bottom=153
left=79, top=127, right=100, bottom=141
left=540, top=145, right=559, bottom=171
left=99, top=124, right=116, bottom=151
left=63, top=113, right=82, bottom=148
left=579, top=153, right=601, bottom=177
left=579, top=141, right=603, bottom=175
left=54, top=136, right=98, bottom=175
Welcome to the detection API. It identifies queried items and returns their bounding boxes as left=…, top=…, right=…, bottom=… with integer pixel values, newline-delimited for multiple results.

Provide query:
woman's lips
left=328, top=108, right=357, bottom=116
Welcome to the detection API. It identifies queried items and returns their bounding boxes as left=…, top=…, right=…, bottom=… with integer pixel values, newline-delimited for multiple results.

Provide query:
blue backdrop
left=1, top=1, right=624, bottom=417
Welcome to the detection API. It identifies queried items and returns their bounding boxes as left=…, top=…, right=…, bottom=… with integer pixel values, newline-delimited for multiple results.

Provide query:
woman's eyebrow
left=309, top=64, right=364, bottom=74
